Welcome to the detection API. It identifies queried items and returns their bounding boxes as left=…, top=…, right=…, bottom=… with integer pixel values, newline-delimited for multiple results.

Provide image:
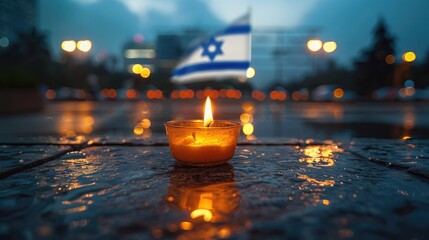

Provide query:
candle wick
left=205, top=120, right=214, bottom=127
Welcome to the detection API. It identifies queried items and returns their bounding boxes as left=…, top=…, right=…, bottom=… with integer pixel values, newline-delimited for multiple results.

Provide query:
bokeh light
left=76, top=40, right=92, bottom=52
left=246, top=67, right=256, bottom=78
left=402, top=51, right=416, bottom=62
left=333, top=88, right=344, bottom=99
left=126, top=89, right=138, bottom=99
left=147, top=90, right=163, bottom=99
left=132, top=64, right=143, bottom=74
left=134, top=123, right=144, bottom=135
left=140, top=67, right=151, bottom=78
left=61, top=40, right=76, bottom=52
left=307, top=39, right=323, bottom=52
left=190, top=209, right=213, bottom=222
left=251, top=90, right=265, bottom=101
left=385, top=54, right=395, bottom=64
left=240, top=113, right=253, bottom=123
left=323, top=41, right=337, bottom=53
left=242, top=123, right=254, bottom=135
left=292, top=91, right=302, bottom=101
left=141, top=118, right=151, bottom=129
left=270, top=90, right=287, bottom=101
left=134, top=34, right=144, bottom=43
left=0, top=37, right=9, bottom=48
left=45, top=89, right=56, bottom=100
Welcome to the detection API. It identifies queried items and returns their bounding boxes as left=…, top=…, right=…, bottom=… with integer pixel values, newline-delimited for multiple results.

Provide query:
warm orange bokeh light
left=204, top=89, right=219, bottom=99
left=240, top=113, right=253, bottom=123
left=401, top=87, right=415, bottom=97
left=385, top=54, right=395, bottom=64
left=291, top=91, right=301, bottom=101
left=180, top=221, right=193, bottom=231
left=204, top=97, right=213, bottom=127
left=242, top=123, right=254, bottom=135
left=134, top=123, right=144, bottom=135
left=190, top=209, right=213, bottom=222
left=146, top=90, right=163, bottom=99
left=132, top=64, right=143, bottom=74
left=141, top=118, right=151, bottom=129
left=178, top=89, right=194, bottom=99
left=333, top=88, right=344, bottom=99
left=402, top=51, right=416, bottom=62
left=270, top=91, right=287, bottom=101
left=126, top=89, right=137, bottom=99
left=196, top=90, right=205, bottom=99
left=101, top=88, right=117, bottom=99
left=140, top=67, right=151, bottom=78
left=45, top=89, right=56, bottom=100
left=307, top=39, right=323, bottom=52
left=251, top=90, right=265, bottom=101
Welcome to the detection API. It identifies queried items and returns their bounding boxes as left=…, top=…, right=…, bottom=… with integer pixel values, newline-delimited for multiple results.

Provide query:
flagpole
left=248, top=6, right=252, bottom=67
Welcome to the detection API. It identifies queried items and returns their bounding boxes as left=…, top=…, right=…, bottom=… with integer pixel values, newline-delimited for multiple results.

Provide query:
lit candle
left=165, top=97, right=241, bottom=166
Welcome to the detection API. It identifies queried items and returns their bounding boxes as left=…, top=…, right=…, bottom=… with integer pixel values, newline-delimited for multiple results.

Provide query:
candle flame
left=204, top=97, right=213, bottom=127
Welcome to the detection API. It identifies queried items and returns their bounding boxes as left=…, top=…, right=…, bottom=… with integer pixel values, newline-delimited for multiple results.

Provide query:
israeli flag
left=172, top=13, right=251, bottom=83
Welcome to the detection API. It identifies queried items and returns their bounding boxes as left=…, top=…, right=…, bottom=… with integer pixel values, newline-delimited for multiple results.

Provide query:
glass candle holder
left=165, top=120, right=241, bottom=166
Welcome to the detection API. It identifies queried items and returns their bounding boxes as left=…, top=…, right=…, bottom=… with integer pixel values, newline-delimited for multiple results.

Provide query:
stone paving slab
left=345, top=138, right=429, bottom=179
left=1, top=139, right=429, bottom=239
left=0, top=145, right=72, bottom=171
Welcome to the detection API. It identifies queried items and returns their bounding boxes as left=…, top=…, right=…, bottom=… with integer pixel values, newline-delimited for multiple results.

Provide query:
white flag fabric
left=171, top=13, right=251, bottom=83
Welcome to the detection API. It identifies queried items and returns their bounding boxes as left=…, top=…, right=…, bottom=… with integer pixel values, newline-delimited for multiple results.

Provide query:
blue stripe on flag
left=218, top=25, right=251, bottom=35
left=173, top=61, right=250, bottom=77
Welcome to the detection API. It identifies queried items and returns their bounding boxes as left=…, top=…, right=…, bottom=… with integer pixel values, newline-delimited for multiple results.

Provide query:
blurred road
left=0, top=100, right=428, bottom=140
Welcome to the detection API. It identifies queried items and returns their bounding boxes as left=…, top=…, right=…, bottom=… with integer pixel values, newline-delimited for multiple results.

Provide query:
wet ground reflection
left=294, top=144, right=342, bottom=207
left=0, top=101, right=429, bottom=140
left=166, top=163, right=240, bottom=239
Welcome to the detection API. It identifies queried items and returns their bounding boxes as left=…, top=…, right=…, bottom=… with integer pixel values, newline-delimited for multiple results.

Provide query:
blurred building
left=122, top=30, right=207, bottom=72
left=122, top=36, right=156, bottom=73
left=155, top=29, right=207, bottom=73
left=155, top=34, right=182, bottom=72
left=0, top=0, right=36, bottom=47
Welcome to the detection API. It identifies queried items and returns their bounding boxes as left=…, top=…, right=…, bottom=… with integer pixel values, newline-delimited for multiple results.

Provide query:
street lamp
left=402, top=51, right=416, bottom=63
left=77, top=40, right=92, bottom=52
left=61, top=40, right=76, bottom=52
left=323, top=41, right=337, bottom=53
left=307, top=39, right=337, bottom=54
left=306, top=39, right=337, bottom=75
left=307, top=39, right=323, bottom=52
left=246, top=67, right=256, bottom=79
left=61, top=40, right=92, bottom=53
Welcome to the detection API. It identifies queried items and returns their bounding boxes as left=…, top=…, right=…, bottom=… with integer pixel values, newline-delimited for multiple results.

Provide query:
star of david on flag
left=171, top=12, right=251, bottom=83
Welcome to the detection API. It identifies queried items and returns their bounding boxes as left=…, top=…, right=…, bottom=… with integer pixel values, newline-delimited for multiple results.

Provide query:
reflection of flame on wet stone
left=298, top=145, right=342, bottom=167
left=167, top=163, right=240, bottom=223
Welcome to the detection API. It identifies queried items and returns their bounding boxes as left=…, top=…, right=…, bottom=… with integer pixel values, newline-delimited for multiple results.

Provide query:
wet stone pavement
left=1, top=136, right=429, bottom=239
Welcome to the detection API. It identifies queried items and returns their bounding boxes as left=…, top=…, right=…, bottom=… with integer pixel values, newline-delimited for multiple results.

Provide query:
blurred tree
left=413, top=50, right=429, bottom=88
left=354, top=18, right=396, bottom=97
left=282, top=59, right=354, bottom=92
left=0, top=27, right=53, bottom=89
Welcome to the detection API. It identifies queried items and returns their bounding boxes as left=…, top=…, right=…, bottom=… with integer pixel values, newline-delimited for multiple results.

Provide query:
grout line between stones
left=0, top=143, right=91, bottom=180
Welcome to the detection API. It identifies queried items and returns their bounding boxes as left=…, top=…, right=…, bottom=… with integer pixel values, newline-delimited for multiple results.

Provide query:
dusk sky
left=39, top=0, right=429, bottom=88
